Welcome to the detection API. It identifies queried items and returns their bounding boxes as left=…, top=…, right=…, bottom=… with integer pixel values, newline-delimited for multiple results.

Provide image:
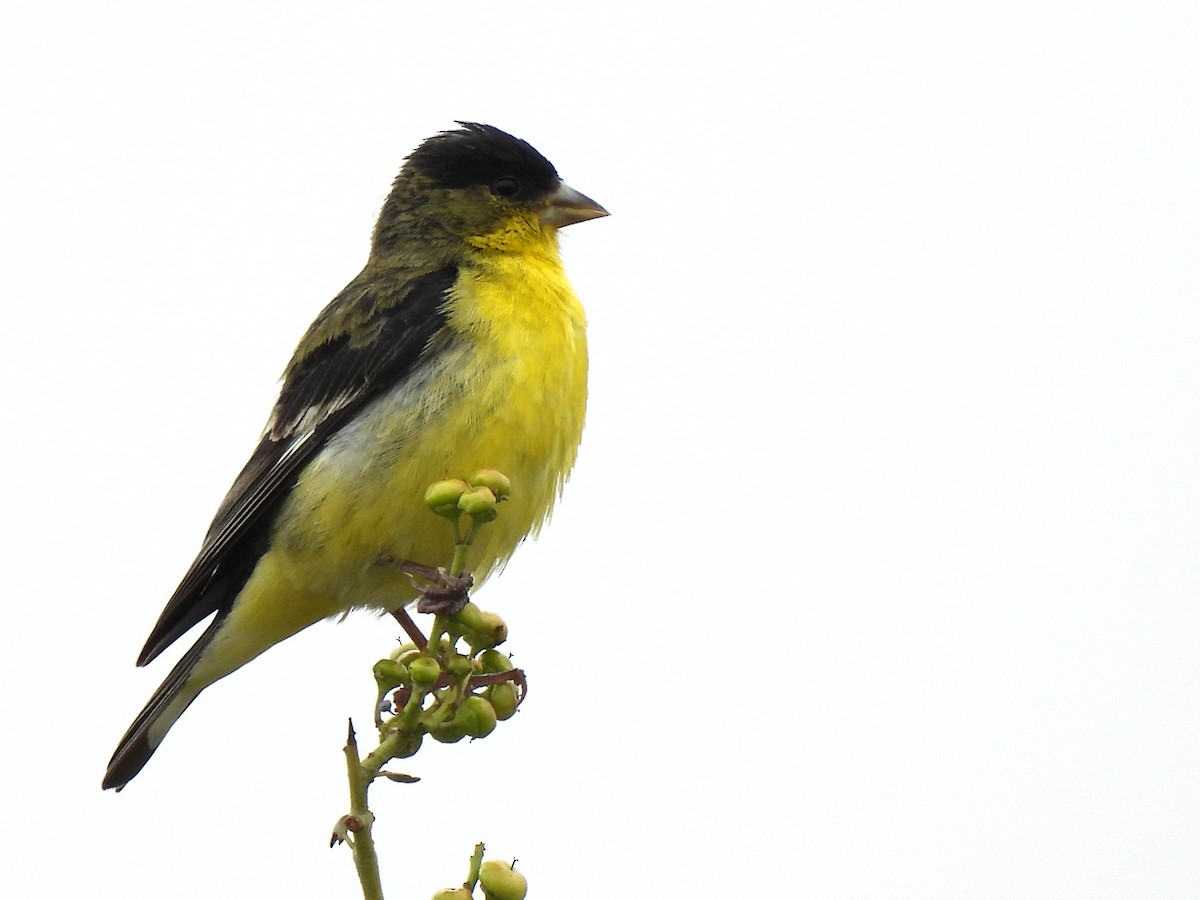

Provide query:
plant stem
left=450, top=540, right=469, bottom=578
left=465, top=842, right=486, bottom=893
left=344, top=721, right=385, bottom=900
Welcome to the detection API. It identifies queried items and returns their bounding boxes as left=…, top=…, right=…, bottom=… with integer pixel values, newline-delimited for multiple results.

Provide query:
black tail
left=103, top=616, right=225, bottom=791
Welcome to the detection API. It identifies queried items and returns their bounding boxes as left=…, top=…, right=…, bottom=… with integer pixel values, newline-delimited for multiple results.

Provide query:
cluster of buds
left=371, top=608, right=524, bottom=755
left=423, top=469, right=513, bottom=526
left=363, top=466, right=526, bottom=752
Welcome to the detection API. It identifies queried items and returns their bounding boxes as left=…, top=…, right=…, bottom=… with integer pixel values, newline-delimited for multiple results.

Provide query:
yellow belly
left=281, top=332, right=585, bottom=611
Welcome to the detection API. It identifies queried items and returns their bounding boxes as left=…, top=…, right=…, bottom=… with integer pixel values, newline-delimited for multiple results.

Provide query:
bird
left=103, top=122, right=607, bottom=790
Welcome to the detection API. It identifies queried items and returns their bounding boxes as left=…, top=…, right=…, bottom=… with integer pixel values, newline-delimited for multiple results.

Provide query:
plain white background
left=2, top=2, right=1199, bottom=897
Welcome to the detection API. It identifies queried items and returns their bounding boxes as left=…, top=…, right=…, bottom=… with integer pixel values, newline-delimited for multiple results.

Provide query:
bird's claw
left=415, top=571, right=473, bottom=616
left=377, top=557, right=474, bottom=616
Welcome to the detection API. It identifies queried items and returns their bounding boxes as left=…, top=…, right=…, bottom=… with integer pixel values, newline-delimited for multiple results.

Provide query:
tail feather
left=103, top=615, right=226, bottom=791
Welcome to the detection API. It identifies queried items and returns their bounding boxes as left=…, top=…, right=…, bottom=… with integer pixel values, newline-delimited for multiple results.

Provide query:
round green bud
left=424, top=479, right=470, bottom=509
left=478, top=649, right=513, bottom=674
left=391, top=729, right=424, bottom=759
left=408, top=656, right=441, bottom=688
left=468, top=468, right=512, bottom=500
left=458, top=486, right=497, bottom=515
left=452, top=602, right=487, bottom=632
left=486, top=682, right=519, bottom=720
left=429, top=718, right=468, bottom=744
left=452, top=606, right=507, bottom=650
left=455, top=695, right=498, bottom=738
left=465, top=611, right=508, bottom=651
left=445, top=653, right=474, bottom=678
left=373, top=659, right=410, bottom=689
left=432, top=889, right=473, bottom=900
left=478, top=860, right=528, bottom=900
left=390, top=647, right=423, bottom=669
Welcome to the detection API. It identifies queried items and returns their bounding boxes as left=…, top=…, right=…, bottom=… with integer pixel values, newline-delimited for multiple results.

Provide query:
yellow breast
left=269, top=224, right=588, bottom=615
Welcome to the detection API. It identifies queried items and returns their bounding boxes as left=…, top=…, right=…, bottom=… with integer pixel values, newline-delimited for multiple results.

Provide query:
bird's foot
left=415, top=570, right=473, bottom=616
left=378, top=557, right=474, bottom=617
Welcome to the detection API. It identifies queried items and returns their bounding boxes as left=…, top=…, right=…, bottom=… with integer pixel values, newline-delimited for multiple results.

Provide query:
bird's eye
left=491, top=176, right=520, bottom=198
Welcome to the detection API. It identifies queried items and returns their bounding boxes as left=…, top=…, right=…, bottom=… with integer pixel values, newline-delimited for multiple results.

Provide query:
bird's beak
left=539, top=181, right=609, bottom=229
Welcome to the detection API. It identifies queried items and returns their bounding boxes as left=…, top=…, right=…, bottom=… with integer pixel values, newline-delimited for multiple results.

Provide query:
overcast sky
left=3, top=2, right=1199, bottom=898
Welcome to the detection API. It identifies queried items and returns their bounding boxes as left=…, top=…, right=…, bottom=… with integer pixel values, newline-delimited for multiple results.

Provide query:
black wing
left=136, top=265, right=457, bottom=666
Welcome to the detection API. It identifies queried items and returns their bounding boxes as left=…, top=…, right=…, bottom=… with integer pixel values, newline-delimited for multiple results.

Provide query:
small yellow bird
left=104, top=123, right=606, bottom=790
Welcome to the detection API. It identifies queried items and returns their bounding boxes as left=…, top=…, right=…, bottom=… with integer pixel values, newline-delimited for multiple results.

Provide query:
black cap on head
left=406, top=122, right=561, bottom=202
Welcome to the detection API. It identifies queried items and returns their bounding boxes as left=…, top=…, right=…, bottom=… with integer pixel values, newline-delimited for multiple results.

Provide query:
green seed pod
left=456, top=695, right=498, bottom=739
left=453, top=606, right=507, bottom=651
left=431, top=889, right=473, bottom=900
left=424, top=479, right=470, bottom=509
left=478, top=860, right=528, bottom=900
left=391, top=729, right=424, bottom=759
left=445, top=653, right=474, bottom=678
left=457, top=486, right=497, bottom=515
left=453, top=602, right=487, bottom=632
left=468, top=468, right=512, bottom=500
left=478, top=649, right=513, bottom=674
left=409, top=656, right=442, bottom=688
left=429, top=718, right=468, bottom=744
left=465, top=611, right=508, bottom=652
left=373, top=659, right=410, bottom=689
left=390, top=647, right=423, bottom=668
left=486, top=682, right=519, bottom=720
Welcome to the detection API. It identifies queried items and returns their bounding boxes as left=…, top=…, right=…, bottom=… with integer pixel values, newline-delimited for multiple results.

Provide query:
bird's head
left=372, top=122, right=607, bottom=259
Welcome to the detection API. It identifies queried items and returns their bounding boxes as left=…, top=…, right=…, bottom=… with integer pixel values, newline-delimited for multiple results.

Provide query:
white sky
left=3, top=2, right=1199, bottom=898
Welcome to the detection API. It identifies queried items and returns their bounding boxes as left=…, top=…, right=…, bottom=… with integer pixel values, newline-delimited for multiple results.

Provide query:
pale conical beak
left=539, top=180, right=609, bottom=228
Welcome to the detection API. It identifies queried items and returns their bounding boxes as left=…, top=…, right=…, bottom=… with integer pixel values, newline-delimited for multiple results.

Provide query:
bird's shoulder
left=268, top=262, right=458, bottom=440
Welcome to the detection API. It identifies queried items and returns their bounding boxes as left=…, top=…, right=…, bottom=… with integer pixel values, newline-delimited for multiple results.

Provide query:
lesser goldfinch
left=103, top=123, right=606, bottom=790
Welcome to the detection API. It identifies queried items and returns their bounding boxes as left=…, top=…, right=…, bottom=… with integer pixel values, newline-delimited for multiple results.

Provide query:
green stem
left=344, top=721, right=385, bottom=900
left=398, top=682, right=427, bottom=731
left=465, top=842, right=486, bottom=893
left=450, top=541, right=469, bottom=578
left=363, top=727, right=421, bottom=775
left=427, top=617, right=447, bottom=659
